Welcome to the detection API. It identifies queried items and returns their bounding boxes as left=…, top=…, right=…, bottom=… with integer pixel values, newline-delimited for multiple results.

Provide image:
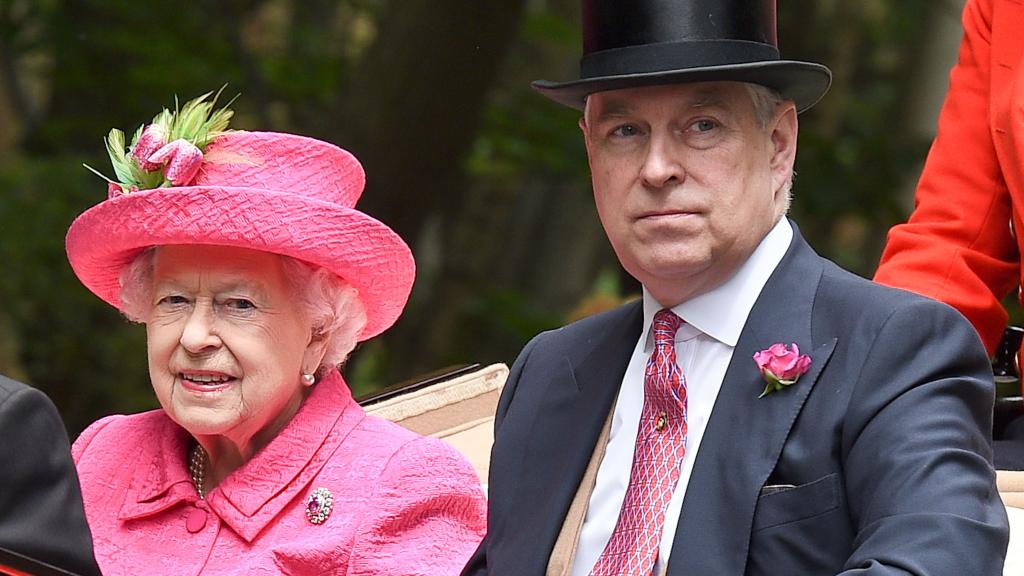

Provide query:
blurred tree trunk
left=30, top=0, right=130, bottom=153
left=0, top=0, right=44, bottom=151
left=900, top=0, right=968, bottom=208
left=858, top=0, right=952, bottom=267
left=366, top=0, right=622, bottom=378
left=339, top=0, right=527, bottom=245
left=335, top=0, right=528, bottom=379
left=780, top=0, right=948, bottom=274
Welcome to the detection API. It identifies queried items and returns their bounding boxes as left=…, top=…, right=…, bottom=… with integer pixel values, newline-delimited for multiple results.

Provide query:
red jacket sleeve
left=874, top=0, right=1018, bottom=355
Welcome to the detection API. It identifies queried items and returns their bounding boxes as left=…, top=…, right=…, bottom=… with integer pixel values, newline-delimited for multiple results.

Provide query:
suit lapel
left=502, top=302, right=643, bottom=574
left=667, top=226, right=837, bottom=575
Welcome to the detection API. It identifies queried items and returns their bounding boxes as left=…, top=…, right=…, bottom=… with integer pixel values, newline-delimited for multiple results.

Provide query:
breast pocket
left=273, top=546, right=347, bottom=575
left=752, top=472, right=842, bottom=531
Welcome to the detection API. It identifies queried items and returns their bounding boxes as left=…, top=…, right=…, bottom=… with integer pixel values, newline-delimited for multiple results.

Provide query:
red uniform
left=875, top=0, right=1024, bottom=356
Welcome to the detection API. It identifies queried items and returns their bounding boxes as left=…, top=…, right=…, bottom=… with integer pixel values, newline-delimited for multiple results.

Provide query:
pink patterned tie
left=591, top=309, right=687, bottom=576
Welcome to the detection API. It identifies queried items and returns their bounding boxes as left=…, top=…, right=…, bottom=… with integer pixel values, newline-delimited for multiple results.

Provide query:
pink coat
left=72, top=370, right=486, bottom=575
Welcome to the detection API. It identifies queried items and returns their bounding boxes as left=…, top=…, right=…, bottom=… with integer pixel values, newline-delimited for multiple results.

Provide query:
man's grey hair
left=118, top=248, right=367, bottom=374
left=745, top=83, right=786, bottom=129
left=745, top=83, right=795, bottom=214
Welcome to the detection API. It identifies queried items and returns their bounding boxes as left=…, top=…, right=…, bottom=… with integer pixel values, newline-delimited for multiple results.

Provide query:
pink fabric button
left=185, top=507, right=208, bottom=533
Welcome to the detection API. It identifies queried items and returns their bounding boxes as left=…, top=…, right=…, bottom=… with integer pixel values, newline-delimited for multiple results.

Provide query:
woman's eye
left=224, top=298, right=256, bottom=311
left=157, top=295, right=188, bottom=307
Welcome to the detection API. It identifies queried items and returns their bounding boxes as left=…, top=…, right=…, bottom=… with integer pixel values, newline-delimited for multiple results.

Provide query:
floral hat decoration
left=67, top=90, right=414, bottom=340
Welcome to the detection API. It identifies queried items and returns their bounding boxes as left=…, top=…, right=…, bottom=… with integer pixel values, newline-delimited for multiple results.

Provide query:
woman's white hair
left=118, top=247, right=367, bottom=374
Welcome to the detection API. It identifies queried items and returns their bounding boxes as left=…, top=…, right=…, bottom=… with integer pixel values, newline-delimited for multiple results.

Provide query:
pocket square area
left=759, top=484, right=797, bottom=496
left=753, top=473, right=842, bottom=531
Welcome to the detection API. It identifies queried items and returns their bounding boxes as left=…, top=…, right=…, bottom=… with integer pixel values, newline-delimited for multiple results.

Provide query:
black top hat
left=533, top=0, right=832, bottom=112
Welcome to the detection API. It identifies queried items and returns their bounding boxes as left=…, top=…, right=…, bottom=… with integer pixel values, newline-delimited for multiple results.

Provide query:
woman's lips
left=178, top=371, right=237, bottom=393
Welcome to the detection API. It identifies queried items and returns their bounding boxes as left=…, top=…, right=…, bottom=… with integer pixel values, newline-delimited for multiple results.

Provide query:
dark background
left=0, top=0, right=981, bottom=435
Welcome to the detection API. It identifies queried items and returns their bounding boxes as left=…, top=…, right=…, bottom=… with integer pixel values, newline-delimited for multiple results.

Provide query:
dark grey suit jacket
left=0, top=376, right=100, bottom=576
left=465, top=225, right=1010, bottom=575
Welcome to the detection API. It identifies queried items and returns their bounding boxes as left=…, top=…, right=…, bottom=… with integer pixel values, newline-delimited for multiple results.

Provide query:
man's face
left=582, top=81, right=797, bottom=307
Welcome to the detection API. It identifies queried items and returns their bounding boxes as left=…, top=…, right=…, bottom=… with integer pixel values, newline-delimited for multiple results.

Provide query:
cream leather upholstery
left=999, top=471, right=1024, bottom=575
left=1000, top=471, right=1024, bottom=509
left=363, top=363, right=509, bottom=486
left=1006, top=506, right=1023, bottom=576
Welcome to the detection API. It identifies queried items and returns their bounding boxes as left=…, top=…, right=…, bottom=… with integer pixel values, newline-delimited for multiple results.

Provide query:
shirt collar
left=641, top=218, right=792, bottom=347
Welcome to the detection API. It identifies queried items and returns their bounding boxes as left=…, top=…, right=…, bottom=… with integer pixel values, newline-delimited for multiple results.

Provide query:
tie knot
left=652, top=309, right=683, bottom=347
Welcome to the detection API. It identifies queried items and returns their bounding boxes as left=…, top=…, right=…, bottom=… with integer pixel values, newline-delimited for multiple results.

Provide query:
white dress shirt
left=571, top=218, right=793, bottom=576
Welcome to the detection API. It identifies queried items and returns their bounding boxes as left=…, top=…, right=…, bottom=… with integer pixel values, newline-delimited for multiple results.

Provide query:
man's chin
left=627, top=260, right=714, bottom=301
left=635, top=253, right=711, bottom=278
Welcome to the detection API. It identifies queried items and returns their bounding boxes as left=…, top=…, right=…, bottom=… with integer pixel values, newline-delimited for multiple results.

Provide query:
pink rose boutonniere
left=754, top=343, right=812, bottom=398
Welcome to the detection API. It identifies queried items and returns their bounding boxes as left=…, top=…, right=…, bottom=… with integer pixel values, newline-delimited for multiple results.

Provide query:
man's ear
left=769, top=102, right=798, bottom=195
left=579, top=115, right=592, bottom=152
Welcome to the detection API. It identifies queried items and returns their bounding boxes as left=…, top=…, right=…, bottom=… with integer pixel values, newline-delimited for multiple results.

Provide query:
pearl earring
left=302, top=373, right=315, bottom=386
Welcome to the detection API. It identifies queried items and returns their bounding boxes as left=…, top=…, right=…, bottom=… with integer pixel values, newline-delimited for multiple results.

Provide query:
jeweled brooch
left=305, top=487, right=334, bottom=525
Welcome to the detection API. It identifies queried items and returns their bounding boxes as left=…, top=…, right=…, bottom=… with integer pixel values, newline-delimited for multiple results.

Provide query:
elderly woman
left=66, top=93, right=486, bottom=575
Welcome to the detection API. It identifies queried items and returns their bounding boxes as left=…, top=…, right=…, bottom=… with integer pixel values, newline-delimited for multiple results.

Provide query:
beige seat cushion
left=364, top=363, right=509, bottom=486
left=1007, top=506, right=1023, bottom=576
left=1000, top=470, right=1024, bottom=509
left=999, top=471, right=1024, bottom=576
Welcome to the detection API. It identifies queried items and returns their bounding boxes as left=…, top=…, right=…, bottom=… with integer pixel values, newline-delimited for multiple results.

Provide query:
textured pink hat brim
left=65, top=185, right=414, bottom=340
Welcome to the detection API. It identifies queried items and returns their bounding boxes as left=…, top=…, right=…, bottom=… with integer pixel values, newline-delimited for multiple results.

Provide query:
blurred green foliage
left=0, top=0, right=970, bottom=435
left=0, top=156, right=155, bottom=426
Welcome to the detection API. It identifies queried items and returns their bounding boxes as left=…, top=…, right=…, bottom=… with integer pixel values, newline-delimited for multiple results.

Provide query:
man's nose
left=640, top=134, right=684, bottom=189
left=180, top=304, right=221, bottom=353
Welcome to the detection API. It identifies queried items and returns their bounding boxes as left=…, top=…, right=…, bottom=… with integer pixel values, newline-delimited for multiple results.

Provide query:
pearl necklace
left=189, top=444, right=207, bottom=499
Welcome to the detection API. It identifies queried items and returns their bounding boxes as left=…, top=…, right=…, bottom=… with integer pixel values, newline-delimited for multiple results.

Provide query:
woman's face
left=145, top=245, right=321, bottom=448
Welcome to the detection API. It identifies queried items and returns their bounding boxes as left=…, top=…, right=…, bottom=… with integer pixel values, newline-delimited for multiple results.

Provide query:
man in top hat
left=464, top=1, right=1009, bottom=575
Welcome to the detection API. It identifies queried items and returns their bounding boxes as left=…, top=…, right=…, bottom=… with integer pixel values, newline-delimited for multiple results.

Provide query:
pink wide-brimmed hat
left=66, top=102, right=414, bottom=341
